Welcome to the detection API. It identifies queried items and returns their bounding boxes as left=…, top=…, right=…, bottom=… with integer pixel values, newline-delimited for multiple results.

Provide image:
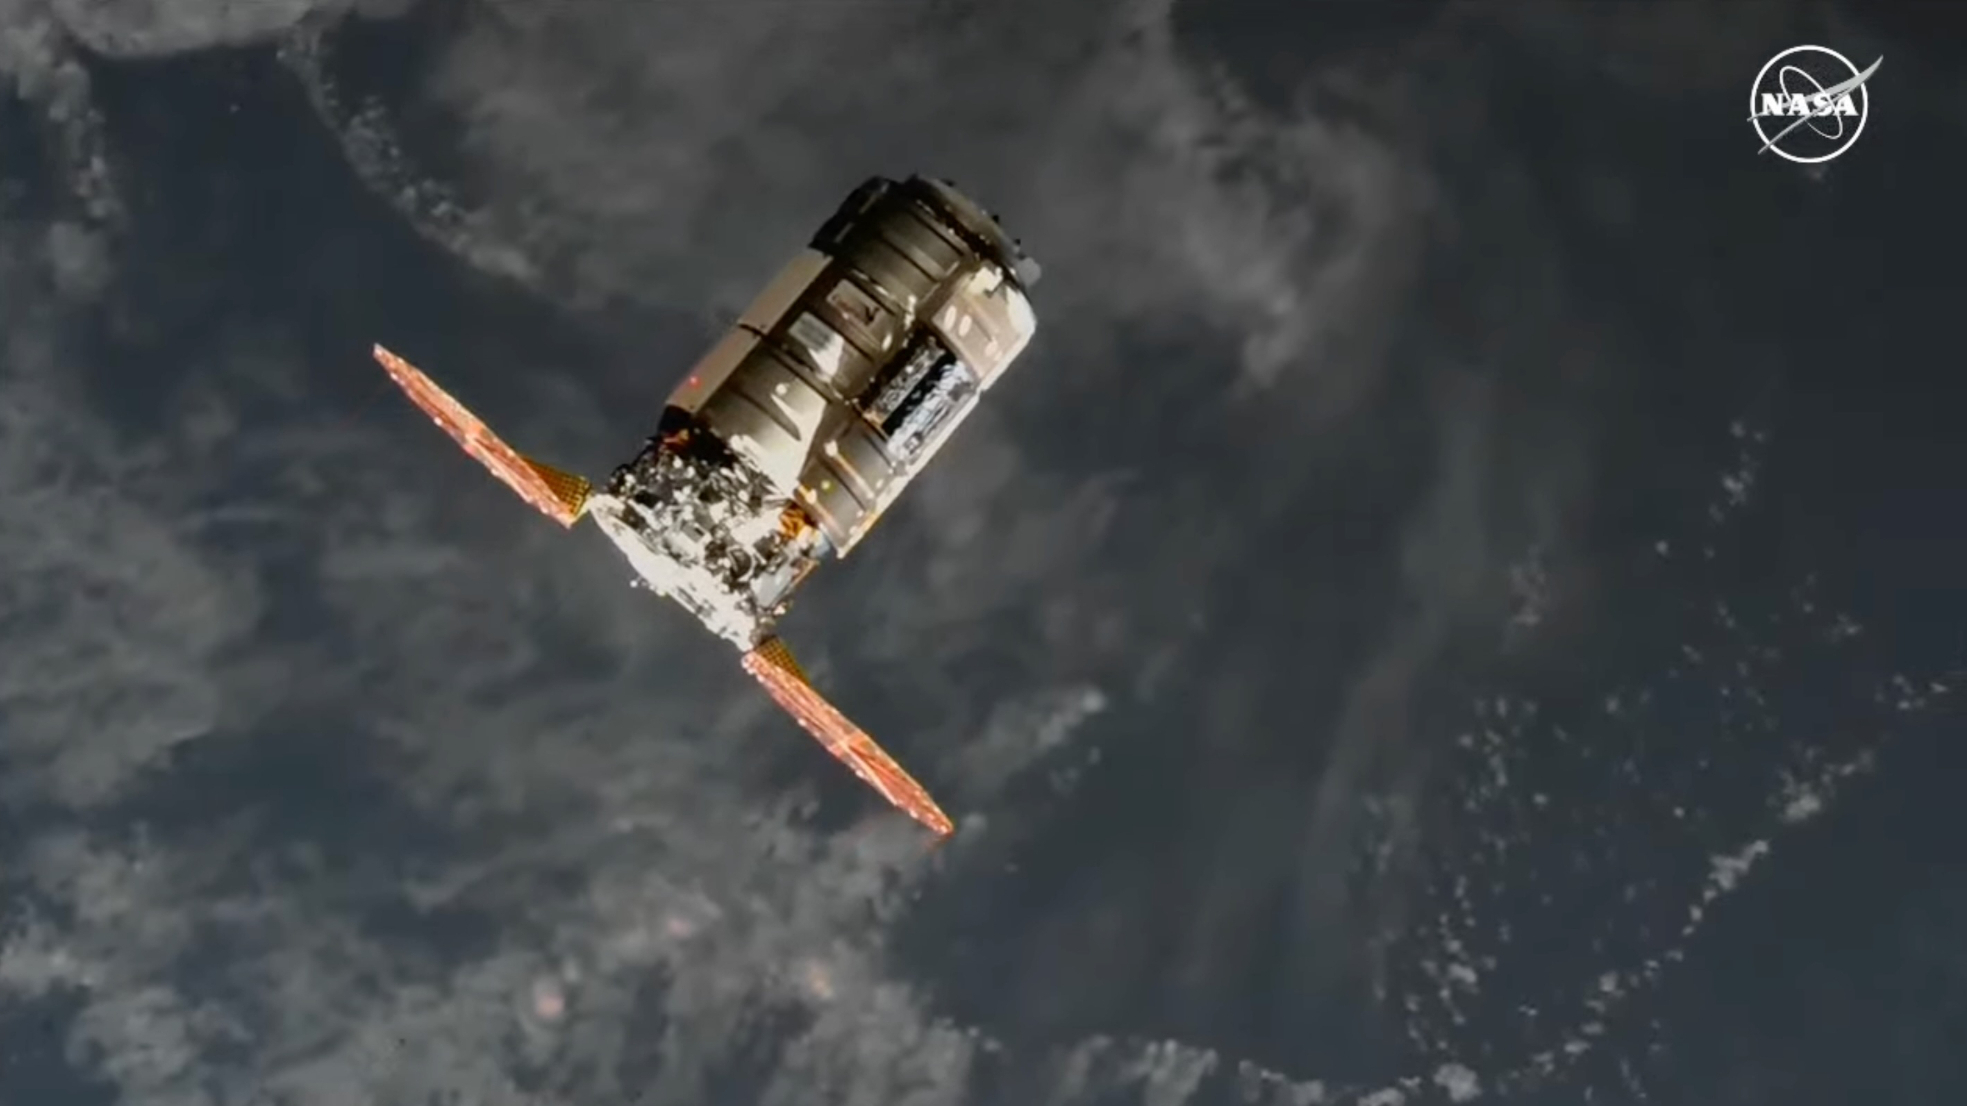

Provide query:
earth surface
left=1, top=1, right=1963, bottom=1104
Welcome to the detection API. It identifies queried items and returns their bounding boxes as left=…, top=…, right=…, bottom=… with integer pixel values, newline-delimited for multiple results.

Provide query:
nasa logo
left=1749, top=45, right=1883, bottom=164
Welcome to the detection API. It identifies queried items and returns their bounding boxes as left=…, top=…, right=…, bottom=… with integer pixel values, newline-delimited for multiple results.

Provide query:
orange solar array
left=742, top=639, right=955, bottom=837
left=371, top=344, right=590, bottom=527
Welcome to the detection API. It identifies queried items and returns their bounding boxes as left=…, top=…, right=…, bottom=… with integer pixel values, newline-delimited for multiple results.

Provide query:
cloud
left=0, top=2, right=1452, bottom=1098
left=0, top=200, right=1142, bottom=1101
left=306, top=0, right=1425, bottom=398
left=4, top=1, right=1955, bottom=1105
left=0, top=222, right=258, bottom=808
left=43, top=0, right=386, bottom=57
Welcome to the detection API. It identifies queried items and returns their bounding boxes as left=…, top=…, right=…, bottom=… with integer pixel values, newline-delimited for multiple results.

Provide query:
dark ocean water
left=1, top=3, right=1962, bottom=1104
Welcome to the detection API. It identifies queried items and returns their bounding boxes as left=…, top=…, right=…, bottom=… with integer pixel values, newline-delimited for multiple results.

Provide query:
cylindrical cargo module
left=662, top=176, right=1039, bottom=554
left=368, top=177, right=1039, bottom=834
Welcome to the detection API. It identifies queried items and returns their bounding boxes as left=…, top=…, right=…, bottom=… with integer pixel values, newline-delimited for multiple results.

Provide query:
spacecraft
left=372, top=176, right=1040, bottom=837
